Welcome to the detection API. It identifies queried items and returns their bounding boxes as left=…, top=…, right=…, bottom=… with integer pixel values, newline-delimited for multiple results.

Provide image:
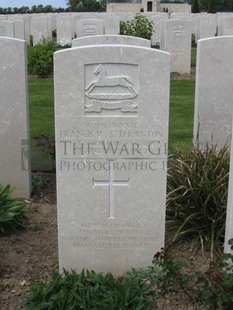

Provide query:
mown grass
left=169, top=80, right=195, bottom=154
left=28, top=79, right=54, bottom=138
left=28, top=78, right=196, bottom=154
left=191, top=46, right=196, bottom=67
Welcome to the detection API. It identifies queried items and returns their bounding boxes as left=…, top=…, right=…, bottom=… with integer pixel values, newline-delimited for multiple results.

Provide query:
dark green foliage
left=66, top=0, right=102, bottom=12
left=161, top=0, right=183, bottom=2
left=207, top=0, right=217, bottom=12
left=28, top=40, right=57, bottom=78
left=199, top=0, right=233, bottom=12
left=166, top=145, right=230, bottom=258
left=32, top=174, right=49, bottom=193
left=120, top=14, right=154, bottom=40
left=194, top=255, right=233, bottom=309
left=192, top=0, right=200, bottom=12
left=25, top=269, right=156, bottom=309
left=0, top=184, right=27, bottom=234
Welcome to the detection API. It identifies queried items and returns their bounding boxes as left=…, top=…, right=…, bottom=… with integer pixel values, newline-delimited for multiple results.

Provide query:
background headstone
left=196, top=14, right=217, bottom=41
left=55, top=45, right=170, bottom=276
left=0, top=20, right=15, bottom=38
left=193, top=36, right=233, bottom=148
left=30, top=15, right=50, bottom=46
left=104, top=14, right=120, bottom=34
left=221, top=16, right=233, bottom=36
left=150, top=13, right=168, bottom=47
left=161, top=19, right=192, bottom=74
left=0, top=37, right=31, bottom=198
left=72, top=34, right=151, bottom=47
left=76, top=19, right=104, bottom=38
left=56, top=15, right=73, bottom=45
left=9, top=19, right=25, bottom=40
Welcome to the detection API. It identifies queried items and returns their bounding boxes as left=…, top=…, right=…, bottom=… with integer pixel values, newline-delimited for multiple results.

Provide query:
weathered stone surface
left=194, top=36, right=233, bottom=148
left=72, top=34, right=151, bottom=47
left=0, top=20, right=15, bottom=38
left=54, top=44, right=170, bottom=276
left=76, top=19, right=104, bottom=38
left=161, top=19, right=192, bottom=74
left=30, top=15, right=50, bottom=45
left=104, top=14, right=120, bottom=34
left=224, top=123, right=233, bottom=255
left=0, top=37, right=31, bottom=198
left=56, top=14, right=74, bottom=45
left=196, top=14, right=217, bottom=40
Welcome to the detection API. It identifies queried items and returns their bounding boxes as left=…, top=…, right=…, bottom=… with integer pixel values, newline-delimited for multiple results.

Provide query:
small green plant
left=150, top=244, right=233, bottom=310
left=32, top=174, right=49, bottom=193
left=170, top=71, right=181, bottom=79
left=0, top=184, right=27, bottom=234
left=25, top=269, right=156, bottom=309
left=28, top=39, right=57, bottom=78
left=120, top=14, right=154, bottom=40
left=32, top=222, right=44, bottom=232
left=166, top=145, right=230, bottom=258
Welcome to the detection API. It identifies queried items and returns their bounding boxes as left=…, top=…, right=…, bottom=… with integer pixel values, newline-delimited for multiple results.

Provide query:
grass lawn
left=28, top=78, right=196, bottom=154
left=191, top=46, right=196, bottom=68
left=169, top=79, right=195, bottom=154
left=29, top=79, right=54, bottom=139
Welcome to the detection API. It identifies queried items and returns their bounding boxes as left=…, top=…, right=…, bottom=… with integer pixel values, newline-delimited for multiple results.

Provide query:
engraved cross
left=93, top=161, right=130, bottom=219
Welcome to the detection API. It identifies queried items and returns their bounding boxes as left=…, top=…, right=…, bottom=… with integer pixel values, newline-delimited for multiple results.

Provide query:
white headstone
left=72, top=34, right=151, bottom=47
left=56, top=15, right=73, bottom=45
left=0, top=15, right=7, bottom=20
left=224, top=119, right=233, bottom=254
left=221, top=16, right=233, bottom=36
left=161, top=19, right=192, bottom=74
left=150, top=13, right=168, bottom=47
left=54, top=44, right=170, bottom=276
left=31, top=15, right=50, bottom=45
left=196, top=14, right=217, bottom=40
left=9, top=15, right=30, bottom=43
left=194, top=36, right=233, bottom=148
left=9, top=19, right=25, bottom=40
left=104, top=14, right=120, bottom=34
left=0, top=37, right=31, bottom=198
left=171, top=12, right=197, bottom=35
left=76, top=19, right=104, bottom=38
left=0, top=20, right=15, bottom=38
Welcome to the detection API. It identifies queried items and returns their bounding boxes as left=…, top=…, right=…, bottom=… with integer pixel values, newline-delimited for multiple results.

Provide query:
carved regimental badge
left=83, top=24, right=97, bottom=36
left=85, top=63, right=139, bottom=115
left=173, top=24, right=185, bottom=36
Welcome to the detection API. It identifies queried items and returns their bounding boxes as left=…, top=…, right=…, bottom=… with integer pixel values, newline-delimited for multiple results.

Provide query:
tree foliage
left=66, top=0, right=105, bottom=11
left=0, top=4, right=66, bottom=14
left=199, top=0, right=233, bottom=11
left=192, top=0, right=200, bottom=12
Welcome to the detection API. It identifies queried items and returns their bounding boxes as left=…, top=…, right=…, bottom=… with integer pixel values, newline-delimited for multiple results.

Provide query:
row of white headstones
left=1, top=12, right=233, bottom=44
left=1, top=13, right=233, bottom=76
left=0, top=34, right=233, bottom=276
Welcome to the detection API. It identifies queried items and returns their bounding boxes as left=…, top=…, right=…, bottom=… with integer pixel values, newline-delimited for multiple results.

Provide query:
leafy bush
left=166, top=145, right=230, bottom=258
left=0, top=184, right=27, bottom=234
left=120, top=14, right=154, bottom=40
left=194, top=251, right=233, bottom=310
left=28, top=39, right=57, bottom=78
left=25, top=269, right=156, bottom=309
